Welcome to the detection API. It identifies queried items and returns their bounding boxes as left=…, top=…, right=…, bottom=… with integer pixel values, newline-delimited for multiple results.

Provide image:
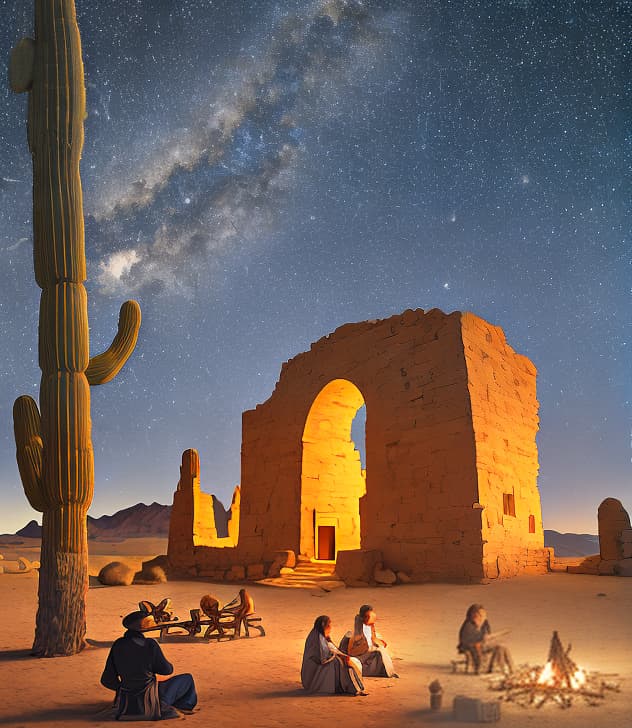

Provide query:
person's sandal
left=161, top=706, right=182, bottom=720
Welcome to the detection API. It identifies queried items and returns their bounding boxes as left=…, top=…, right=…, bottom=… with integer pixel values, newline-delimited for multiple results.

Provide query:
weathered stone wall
left=461, top=313, right=545, bottom=578
left=169, top=308, right=544, bottom=582
left=168, top=449, right=238, bottom=574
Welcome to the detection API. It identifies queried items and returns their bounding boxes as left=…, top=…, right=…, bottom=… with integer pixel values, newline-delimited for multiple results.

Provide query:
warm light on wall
left=300, top=379, right=366, bottom=559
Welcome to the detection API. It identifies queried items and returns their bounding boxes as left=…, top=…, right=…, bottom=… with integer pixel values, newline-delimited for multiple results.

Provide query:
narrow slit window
left=503, top=493, right=516, bottom=517
left=528, top=514, right=536, bottom=533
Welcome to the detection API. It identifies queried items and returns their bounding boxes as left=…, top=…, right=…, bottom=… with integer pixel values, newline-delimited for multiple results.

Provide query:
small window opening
left=503, top=493, right=516, bottom=517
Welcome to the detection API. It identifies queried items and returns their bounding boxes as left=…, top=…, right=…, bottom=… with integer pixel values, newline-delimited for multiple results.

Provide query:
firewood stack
left=546, top=631, right=578, bottom=689
left=488, top=631, right=620, bottom=709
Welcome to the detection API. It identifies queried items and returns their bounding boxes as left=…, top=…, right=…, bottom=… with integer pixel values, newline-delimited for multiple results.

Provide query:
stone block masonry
left=168, top=309, right=545, bottom=583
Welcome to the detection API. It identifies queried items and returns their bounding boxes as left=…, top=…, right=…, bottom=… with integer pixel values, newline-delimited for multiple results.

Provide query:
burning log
left=488, top=631, right=620, bottom=709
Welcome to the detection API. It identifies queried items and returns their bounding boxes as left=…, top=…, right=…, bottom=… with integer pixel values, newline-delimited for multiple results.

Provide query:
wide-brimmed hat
left=122, top=610, right=154, bottom=630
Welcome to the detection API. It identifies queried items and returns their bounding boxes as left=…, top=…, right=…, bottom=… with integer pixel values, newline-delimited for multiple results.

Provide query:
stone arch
left=168, top=308, right=547, bottom=583
left=300, top=378, right=366, bottom=560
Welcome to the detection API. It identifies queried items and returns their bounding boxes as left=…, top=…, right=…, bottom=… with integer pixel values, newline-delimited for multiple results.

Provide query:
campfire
left=489, top=631, right=620, bottom=708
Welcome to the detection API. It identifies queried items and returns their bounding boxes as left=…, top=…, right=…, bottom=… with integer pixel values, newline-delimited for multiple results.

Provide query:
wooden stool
left=451, top=653, right=472, bottom=673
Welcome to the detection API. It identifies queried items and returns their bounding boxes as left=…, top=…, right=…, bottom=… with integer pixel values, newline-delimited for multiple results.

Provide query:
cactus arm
left=13, top=395, right=47, bottom=512
left=86, top=300, right=141, bottom=385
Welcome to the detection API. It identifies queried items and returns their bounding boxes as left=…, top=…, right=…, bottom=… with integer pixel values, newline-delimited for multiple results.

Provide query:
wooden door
left=317, top=525, right=335, bottom=560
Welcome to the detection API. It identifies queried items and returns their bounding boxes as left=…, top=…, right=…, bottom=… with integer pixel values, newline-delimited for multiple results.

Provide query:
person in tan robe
left=341, top=604, right=398, bottom=678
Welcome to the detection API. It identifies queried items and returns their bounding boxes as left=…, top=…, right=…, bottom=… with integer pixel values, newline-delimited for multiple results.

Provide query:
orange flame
left=536, top=661, right=587, bottom=690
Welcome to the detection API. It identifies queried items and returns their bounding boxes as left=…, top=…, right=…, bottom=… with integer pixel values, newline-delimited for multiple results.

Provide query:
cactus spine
left=10, top=1, right=141, bottom=656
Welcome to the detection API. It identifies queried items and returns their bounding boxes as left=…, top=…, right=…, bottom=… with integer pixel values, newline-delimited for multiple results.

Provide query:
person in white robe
left=341, top=604, right=397, bottom=678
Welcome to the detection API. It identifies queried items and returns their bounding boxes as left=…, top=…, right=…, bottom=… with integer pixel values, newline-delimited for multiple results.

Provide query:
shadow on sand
left=0, top=648, right=34, bottom=662
left=85, top=638, right=114, bottom=649
left=259, top=688, right=314, bottom=699
left=0, top=703, right=112, bottom=724
left=0, top=641, right=114, bottom=663
left=405, top=708, right=458, bottom=723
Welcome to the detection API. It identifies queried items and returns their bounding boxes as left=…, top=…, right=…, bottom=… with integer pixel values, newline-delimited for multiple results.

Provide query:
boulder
left=267, top=550, right=296, bottom=577
left=335, top=549, right=382, bottom=584
left=0, top=557, right=37, bottom=574
left=134, top=565, right=167, bottom=584
left=598, top=498, right=631, bottom=560
left=374, top=563, right=397, bottom=585
left=98, top=561, right=135, bottom=586
left=141, top=554, right=169, bottom=574
left=272, top=550, right=296, bottom=568
left=396, top=571, right=412, bottom=584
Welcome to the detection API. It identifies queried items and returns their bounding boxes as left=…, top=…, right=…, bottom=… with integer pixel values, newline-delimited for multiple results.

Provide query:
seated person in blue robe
left=101, top=610, right=198, bottom=720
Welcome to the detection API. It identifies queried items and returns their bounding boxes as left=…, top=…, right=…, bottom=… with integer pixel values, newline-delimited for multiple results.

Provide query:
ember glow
left=490, top=632, right=620, bottom=709
left=536, top=661, right=587, bottom=690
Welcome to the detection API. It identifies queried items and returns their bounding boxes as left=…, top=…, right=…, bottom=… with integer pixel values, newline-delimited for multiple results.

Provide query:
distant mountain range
left=10, top=507, right=599, bottom=556
left=543, top=530, right=599, bottom=557
left=15, top=502, right=172, bottom=540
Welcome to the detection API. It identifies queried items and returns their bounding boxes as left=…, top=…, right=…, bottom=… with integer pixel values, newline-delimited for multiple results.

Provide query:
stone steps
left=256, top=559, right=343, bottom=590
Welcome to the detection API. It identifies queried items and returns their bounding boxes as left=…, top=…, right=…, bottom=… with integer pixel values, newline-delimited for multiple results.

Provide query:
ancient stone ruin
left=168, top=308, right=549, bottom=582
left=569, top=497, right=632, bottom=576
left=168, top=448, right=240, bottom=553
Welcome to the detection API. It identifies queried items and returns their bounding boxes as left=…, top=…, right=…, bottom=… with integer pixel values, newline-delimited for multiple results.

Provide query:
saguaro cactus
left=10, top=1, right=141, bottom=656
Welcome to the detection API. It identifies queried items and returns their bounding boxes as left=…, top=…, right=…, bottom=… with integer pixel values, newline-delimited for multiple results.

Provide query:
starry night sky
left=0, top=0, right=629, bottom=534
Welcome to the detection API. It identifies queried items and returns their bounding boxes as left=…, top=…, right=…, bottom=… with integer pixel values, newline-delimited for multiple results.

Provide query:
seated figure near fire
left=340, top=604, right=398, bottom=678
left=458, top=603, right=514, bottom=674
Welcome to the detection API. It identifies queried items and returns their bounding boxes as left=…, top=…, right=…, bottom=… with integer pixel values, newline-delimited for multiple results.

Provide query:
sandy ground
left=0, top=540, right=630, bottom=728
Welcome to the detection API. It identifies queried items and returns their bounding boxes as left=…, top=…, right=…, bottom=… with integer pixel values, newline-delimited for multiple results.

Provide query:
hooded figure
left=100, top=610, right=198, bottom=720
left=301, top=615, right=366, bottom=696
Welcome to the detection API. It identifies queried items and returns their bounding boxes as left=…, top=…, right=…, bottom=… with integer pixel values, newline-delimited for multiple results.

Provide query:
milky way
left=0, top=0, right=629, bottom=533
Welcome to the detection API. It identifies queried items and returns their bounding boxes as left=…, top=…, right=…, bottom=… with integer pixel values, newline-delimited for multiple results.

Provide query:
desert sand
left=0, top=538, right=630, bottom=728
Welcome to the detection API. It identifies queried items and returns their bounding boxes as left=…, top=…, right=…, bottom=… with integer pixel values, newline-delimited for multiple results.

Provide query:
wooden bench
left=137, top=590, right=265, bottom=642
left=199, top=589, right=265, bottom=640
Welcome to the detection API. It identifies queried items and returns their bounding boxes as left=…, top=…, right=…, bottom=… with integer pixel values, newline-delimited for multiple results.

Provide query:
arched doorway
left=300, top=379, right=366, bottom=560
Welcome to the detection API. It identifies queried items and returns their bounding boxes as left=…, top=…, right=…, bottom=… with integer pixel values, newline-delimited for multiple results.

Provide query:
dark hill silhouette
left=15, top=502, right=172, bottom=540
left=13, top=511, right=598, bottom=555
left=544, top=530, right=599, bottom=557
left=14, top=519, right=42, bottom=538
